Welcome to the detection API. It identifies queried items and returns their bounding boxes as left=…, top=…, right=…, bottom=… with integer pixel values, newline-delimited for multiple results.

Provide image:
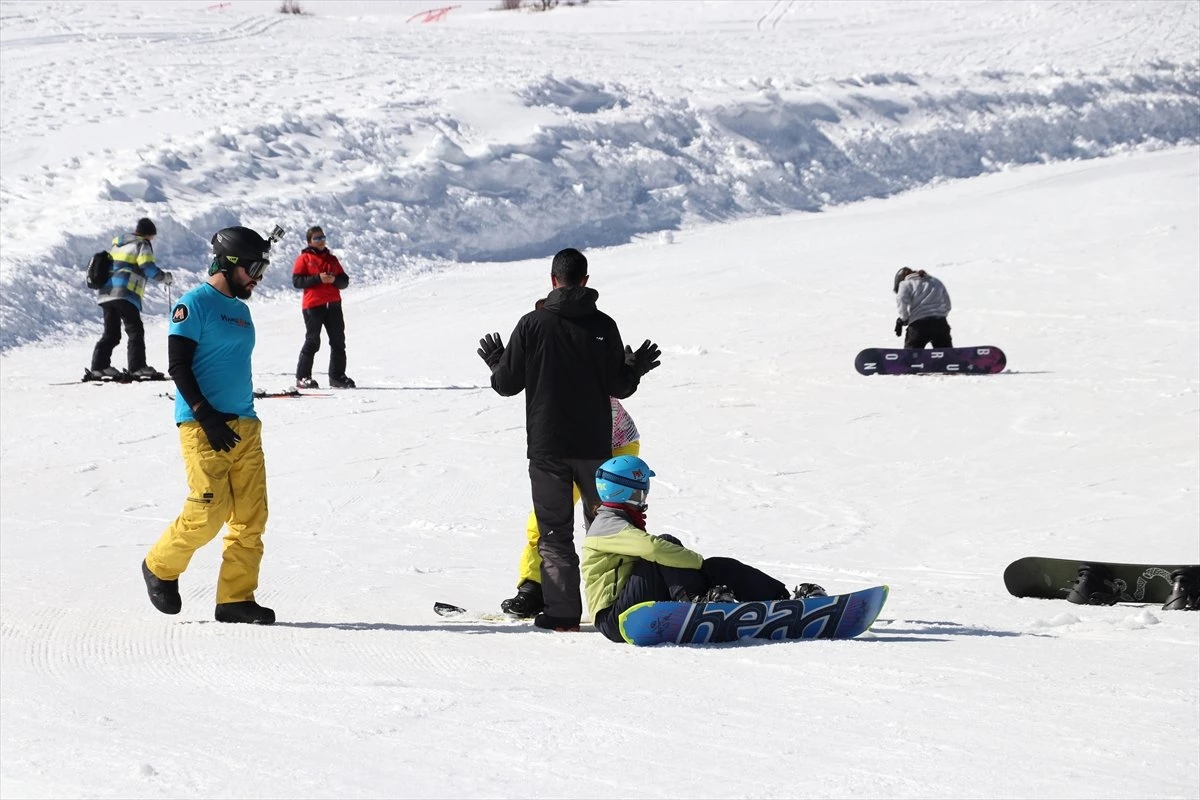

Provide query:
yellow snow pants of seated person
left=145, top=418, right=268, bottom=605
left=516, top=440, right=640, bottom=587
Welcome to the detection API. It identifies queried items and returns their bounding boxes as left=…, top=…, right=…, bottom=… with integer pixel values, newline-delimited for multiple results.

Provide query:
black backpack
left=86, top=250, right=113, bottom=290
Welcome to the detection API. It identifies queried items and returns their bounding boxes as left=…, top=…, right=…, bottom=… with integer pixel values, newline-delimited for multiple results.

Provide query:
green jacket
left=582, top=506, right=704, bottom=618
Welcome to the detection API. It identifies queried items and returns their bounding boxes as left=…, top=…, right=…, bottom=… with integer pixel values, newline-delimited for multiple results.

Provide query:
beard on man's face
left=230, top=269, right=258, bottom=300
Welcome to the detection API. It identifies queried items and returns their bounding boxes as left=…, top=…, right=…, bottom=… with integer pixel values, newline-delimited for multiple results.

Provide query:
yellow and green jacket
left=99, top=233, right=166, bottom=311
left=582, top=505, right=704, bottom=618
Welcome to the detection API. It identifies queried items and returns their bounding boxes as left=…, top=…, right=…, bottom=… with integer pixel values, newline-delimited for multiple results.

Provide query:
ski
left=53, top=370, right=170, bottom=385
left=157, top=388, right=334, bottom=401
left=433, top=601, right=530, bottom=623
left=252, top=387, right=334, bottom=399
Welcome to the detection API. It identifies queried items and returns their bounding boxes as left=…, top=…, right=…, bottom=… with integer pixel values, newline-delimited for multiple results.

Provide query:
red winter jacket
left=292, top=247, right=349, bottom=309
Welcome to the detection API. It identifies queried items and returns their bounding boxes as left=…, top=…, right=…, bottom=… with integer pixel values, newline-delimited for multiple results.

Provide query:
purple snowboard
left=855, top=346, right=1006, bottom=376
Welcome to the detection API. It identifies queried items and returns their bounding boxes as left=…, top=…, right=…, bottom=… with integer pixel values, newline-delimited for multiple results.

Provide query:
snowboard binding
left=1162, top=567, right=1200, bottom=611
left=1066, top=564, right=1122, bottom=606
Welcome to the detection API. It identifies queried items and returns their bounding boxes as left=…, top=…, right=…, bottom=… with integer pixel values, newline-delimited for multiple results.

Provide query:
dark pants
left=594, top=553, right=790, bottom=643
left=905, top=316, right=953, bottom=349
left=296, top=302, right=347, bottom=380
left=91, top=300, right=145, bottom=372
left=529, top=456, right=607, bottom=623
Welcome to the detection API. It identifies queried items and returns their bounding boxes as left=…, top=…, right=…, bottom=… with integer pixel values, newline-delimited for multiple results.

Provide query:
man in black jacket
left=478, top=248, right=660, bottom=631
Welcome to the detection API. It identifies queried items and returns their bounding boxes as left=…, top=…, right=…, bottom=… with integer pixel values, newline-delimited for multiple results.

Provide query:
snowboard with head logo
left=855, top=346, right=1006, bottom=375
left=617, top=585, right=888, bottom=646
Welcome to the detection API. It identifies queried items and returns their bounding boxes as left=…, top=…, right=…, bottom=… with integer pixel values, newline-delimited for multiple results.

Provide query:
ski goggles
left=224, top=255, right=270, bottom=279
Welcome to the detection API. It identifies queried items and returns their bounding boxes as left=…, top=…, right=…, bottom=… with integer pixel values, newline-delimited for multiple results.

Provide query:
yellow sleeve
left=588, top=526, right=703, bottom=570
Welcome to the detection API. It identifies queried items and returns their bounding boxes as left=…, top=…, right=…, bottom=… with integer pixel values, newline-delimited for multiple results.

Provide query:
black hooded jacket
left=491, top=286, right=640, bottom=459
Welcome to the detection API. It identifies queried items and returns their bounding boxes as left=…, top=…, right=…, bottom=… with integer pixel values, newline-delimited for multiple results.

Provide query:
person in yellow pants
left=500, top=397, right=641, bottom=618
left=141, top=225, right=278, bottom=625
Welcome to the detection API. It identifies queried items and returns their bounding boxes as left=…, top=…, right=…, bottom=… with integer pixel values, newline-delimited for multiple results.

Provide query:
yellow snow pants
left=516, top=440, right=640, bottom=587
left=145, top=418, right=268, bottom=604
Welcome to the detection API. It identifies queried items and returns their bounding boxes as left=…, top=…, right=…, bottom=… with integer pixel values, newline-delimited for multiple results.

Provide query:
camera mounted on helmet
left=208, top=224, right=285, bottom=278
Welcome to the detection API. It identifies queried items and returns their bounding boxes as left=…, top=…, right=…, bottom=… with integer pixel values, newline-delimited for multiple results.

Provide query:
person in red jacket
left=292, top=226, right=355, bottom=389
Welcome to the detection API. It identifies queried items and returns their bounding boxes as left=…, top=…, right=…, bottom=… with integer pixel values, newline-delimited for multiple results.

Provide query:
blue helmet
left=596, top=455, right=656, bottom=507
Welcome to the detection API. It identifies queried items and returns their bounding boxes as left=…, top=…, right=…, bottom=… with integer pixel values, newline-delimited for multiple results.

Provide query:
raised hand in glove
left=894, top=318, right=905, bottom=337
left=161, top=271, right=174, bottom=286
left=193, top=400, right=241, bottom=453
left=477, top=332, right=504, bottom=369
left=625, top=339, right=662, bottom=376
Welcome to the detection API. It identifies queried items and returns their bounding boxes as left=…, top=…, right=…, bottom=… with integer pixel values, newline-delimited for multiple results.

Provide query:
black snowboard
left=1004, top=557, right=1196, bottom=605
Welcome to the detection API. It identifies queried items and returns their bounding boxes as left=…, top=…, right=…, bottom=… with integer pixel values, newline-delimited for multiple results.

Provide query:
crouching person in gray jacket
left=894, top=267, right=952, bottom=348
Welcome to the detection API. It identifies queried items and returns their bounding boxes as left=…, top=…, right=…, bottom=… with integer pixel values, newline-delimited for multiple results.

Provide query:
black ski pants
left=91, top=299, right=146, bottom=372
left=904, top=316, right=953, bottom=349
left=296, top=302, right=347, bottom=381
left=594, top=549, right=790, bottom=643
left=529, top=455, right=607, bottom=624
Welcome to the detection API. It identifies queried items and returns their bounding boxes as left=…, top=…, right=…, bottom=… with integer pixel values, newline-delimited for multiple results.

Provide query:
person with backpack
left=292, top=225, right=355, bottom=389
left=141, top=225, right=277, bottom=626
left=582, top=455, right=828, bottom=644
left=87, top=217, right=173, bottom=380
left=893, top=267, right=953, bottom=349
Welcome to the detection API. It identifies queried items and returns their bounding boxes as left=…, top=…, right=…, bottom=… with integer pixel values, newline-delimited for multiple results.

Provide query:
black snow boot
left=792, top=583, right=828, bottom=600
left=500, top=580, right=544, bottom=618
left=215, top=600, right=276, bottom=625
left=1162, top=567, right=1200, bottom=611
left=86, top=366, right=124, bottom=382
left=128, top=366, right=164, bottom=381
left=700, top=584, right=736, bottom=603
left=533, top=612, right=580, bottom=632
left=141, top=560, right=182, bottom=615
left=1066, top=564, right=1121, bottom=606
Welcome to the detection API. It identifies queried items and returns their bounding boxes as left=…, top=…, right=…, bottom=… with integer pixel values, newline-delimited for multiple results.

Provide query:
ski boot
left=329, top=375, right=357, bottom=389
left=1066, top=564, right=1121, bottom=606
left=128, top=366, right=164, bottom=381
left=296, top=376, right=320, bottom=389
left=792, top=583, right=828, bottom=600
left=215, top=600, right=276, bottom=625
left=500, top=580, right=544, bottom=618
left=141, top=560, right=182, bottom=615
left=84, top=366, right=123, bottom=382
left=1162, top=567, right=1200, bottom=611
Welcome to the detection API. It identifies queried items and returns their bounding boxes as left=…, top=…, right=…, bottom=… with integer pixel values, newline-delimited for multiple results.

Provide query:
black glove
left=477, top=332, right=504, bottom=369
left=193, top=400, right=240, bottom=453
left=894, top=318, right=905, bottom=337
left=625, top=339, right=661, bottom=376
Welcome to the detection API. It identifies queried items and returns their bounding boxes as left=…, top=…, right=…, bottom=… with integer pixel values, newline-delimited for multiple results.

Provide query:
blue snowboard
left=618, top=586, right=888, bottom=646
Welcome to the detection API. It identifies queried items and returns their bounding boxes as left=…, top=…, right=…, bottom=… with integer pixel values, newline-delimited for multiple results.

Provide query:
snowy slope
left=1, top=0, right=1197, bottom=346
left=2, top=2, right=1199, bottom=799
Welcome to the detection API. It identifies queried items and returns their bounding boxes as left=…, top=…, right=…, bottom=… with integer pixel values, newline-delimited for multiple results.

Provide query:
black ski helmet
left=209, top=226, right=271, bottom=277
left=893, top=267, right=915, bottom=294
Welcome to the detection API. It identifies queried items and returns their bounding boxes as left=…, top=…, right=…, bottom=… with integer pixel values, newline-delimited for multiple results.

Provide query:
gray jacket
left=897, top=273, right=951, bottom=323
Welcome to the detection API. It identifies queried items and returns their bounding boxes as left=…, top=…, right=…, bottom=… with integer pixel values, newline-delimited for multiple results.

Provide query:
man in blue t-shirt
left=141, top=226, right=277, bottom=625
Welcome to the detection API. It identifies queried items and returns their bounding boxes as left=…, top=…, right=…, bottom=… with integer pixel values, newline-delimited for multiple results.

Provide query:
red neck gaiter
left=602, top=502, right=646, bottom=530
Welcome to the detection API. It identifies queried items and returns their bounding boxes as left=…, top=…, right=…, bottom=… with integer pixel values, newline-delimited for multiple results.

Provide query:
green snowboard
left=1004, top=557, right=1196, bottom=605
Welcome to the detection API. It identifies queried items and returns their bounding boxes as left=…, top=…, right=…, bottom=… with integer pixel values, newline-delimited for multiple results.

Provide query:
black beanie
left=135, top=218, right=157, bottom=236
